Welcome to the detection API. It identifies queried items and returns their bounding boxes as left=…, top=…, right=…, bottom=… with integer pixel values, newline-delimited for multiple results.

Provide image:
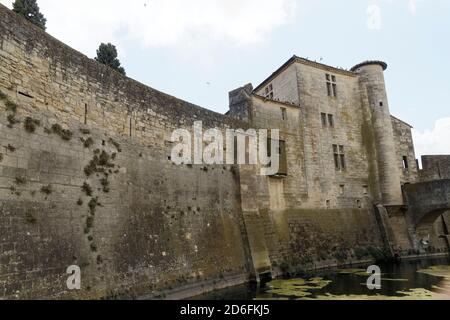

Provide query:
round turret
left=354, top=61, right=403, bottom=205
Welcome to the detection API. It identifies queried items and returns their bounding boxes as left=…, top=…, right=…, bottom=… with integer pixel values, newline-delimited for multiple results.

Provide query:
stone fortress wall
left=0, top=4, right=448, bottom=299
left=0, top=5, right=253, bottom=299
left=420, top=155, right=450, bottom=182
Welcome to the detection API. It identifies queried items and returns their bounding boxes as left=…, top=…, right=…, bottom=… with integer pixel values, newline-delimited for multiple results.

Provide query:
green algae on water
left=337, top=268, right=367, bottom=274
left=310, top=288, right=447, bottom=301
left=266, top=277, right=332, bottom=298
left=417, top=265, right=450, bottom=279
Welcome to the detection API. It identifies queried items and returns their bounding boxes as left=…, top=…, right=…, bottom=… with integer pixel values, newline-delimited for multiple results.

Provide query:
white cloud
left=408, top=0, right=418, bottom=14
left=407, top=0, right=425, bottom=15
left=367, top=0, right=425, bottom=30
left=0, top=0, right=297, bottom=58
left=413, top=118, right=450, bottom=159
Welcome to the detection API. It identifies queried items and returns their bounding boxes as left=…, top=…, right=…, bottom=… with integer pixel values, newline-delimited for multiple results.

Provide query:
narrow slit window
left=84, top=104, right=88, bottom=125
left=402, top=156, right=409, bottom=170
left=18, top=91, right=34, bottom=99
left=129, top=117, right=132, bottom=137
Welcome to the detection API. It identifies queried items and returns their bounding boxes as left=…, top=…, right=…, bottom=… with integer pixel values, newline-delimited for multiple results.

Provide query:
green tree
left=12, top=0, right=47, bottom=30
left=95, top=43, right=126, bottom=75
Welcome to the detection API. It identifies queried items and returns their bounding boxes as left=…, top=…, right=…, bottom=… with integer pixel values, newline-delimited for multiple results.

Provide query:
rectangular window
left=322, top=113, right=335, bottom=128
left=333, top=144, right=340, bottom=170
left=333, top=145, right=346, bottom=171
left=328, top=114, right=334, bottom=127
left=339, top=146, right=346, bottom=169
left=321, top=113, right=327, bottom=127
left=326, top=73, right=337, bottom=97
left=327, top=83, right=332, bottom=96
left=281, top=108, right=287, bottom=121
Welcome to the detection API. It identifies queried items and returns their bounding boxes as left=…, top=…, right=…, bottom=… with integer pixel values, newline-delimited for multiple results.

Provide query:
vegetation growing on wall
left=15, top=175, right=27, bottom=185
left=40, top=184, right=52, bottom=195
left=25, top=210, right=37, bottom=224
left=78, top=136, right=122, bottom=267
left=7, top=114, right=19, bottom=128
left=5, top=100, right=18, bottom=113
left=50, top=123, right=73, bottom=141
left=24, top=117, right=41, bottom=133
left=4, top=97, right=19, bottom=128
left=9, top=185, right=20, bottom=196
left=81, top=182, right=93, bottom=197
left=6, top=144, right=16, bottom=152
left=81, top=137, right=94, bottom=148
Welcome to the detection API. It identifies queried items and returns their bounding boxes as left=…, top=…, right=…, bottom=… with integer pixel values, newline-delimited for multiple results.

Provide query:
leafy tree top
left=12, top=0, right=47, bottom=30
left=95, top=43, right=126, bottom=75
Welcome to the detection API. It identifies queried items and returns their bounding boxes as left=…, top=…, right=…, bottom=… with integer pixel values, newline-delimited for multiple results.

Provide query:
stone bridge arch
left=403, top=180, right=450, bottom=247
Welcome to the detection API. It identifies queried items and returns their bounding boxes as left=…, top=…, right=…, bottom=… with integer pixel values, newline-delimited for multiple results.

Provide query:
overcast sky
left=1, top=0, right=449, bottom=160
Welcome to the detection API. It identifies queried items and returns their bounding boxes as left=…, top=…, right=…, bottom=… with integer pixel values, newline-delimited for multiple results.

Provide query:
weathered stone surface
left=0, top=3, right=448, bottom=300
left=420, top=155, right=450, bottom=181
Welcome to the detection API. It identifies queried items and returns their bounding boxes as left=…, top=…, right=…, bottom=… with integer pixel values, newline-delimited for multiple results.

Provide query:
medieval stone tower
left=352, top=61, right=403, bottom=205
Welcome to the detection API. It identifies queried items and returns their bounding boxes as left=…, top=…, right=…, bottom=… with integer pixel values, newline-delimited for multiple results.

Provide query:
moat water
left=191, top=257, right=450, bottom=300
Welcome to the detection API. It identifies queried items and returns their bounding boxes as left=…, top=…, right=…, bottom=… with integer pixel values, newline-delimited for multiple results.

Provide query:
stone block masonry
left=1, top=3, right=446, bottom=299
left=420, top=155, right=450, bottom=182
left=0, top=4, right=252, bottom=299
left=0, top=103, right=253, bottom=299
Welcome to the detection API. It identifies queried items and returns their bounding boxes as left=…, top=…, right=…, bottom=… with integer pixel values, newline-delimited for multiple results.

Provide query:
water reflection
left=191, top=257, right=450, bottom=300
